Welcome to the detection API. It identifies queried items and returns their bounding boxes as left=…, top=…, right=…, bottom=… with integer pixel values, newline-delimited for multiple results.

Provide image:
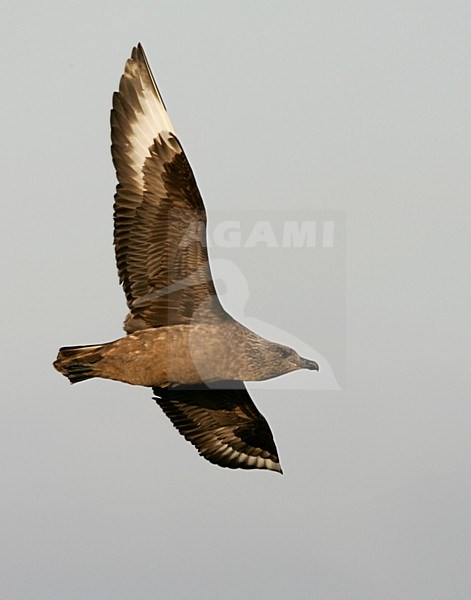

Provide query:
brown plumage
left=54, top=44, right=318, bottom=473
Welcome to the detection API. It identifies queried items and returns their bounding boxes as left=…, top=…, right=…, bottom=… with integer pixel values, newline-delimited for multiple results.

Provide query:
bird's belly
left=98, top=322, right=246, bottom=387
left=99, top=325, right=219, bottom=387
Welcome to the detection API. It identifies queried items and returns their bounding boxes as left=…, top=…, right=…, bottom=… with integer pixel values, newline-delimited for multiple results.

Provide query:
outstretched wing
left=153, top=383, right=282, bottom=473
left=111, top=44, right=225, bottom=333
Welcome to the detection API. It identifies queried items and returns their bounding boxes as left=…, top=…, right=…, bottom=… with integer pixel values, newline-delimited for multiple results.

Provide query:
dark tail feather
left=53, top=343, right=105, bottom=384
left=61, top=363, right=95, bottom=384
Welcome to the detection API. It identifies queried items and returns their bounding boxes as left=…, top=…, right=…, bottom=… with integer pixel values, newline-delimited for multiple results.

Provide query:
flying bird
left=54, top=44, right=319, bottom=473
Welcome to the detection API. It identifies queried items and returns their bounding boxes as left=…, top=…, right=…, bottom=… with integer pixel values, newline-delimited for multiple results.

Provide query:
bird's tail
left=53, top=343, right=107, bottom=384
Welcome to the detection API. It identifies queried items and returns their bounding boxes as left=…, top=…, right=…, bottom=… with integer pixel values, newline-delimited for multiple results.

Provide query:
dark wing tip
left=136, top=43, right=148, bottom=65
left=131, top=46, right=138, bottom=62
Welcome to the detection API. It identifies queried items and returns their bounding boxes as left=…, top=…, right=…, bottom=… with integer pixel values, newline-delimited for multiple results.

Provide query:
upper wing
left=111, top=44, right=225, bottom=332
left=153, top=382, right=282, bottom=473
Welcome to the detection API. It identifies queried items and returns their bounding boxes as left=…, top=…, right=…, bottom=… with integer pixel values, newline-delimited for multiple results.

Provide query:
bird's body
left=54, top=44, right=318, bottom=473
left=55, top=318, right=312, bottom=387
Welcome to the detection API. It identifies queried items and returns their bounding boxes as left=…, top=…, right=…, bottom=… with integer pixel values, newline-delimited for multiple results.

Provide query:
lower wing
left=153, top=382, right=282, bottom=473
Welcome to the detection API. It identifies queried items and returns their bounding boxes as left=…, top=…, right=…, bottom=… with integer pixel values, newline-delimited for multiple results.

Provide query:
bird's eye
left=278, top=348, right=290, bottom=359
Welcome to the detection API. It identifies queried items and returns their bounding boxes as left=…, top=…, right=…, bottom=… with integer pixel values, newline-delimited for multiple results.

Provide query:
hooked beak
left=298, top=357, right=319, bottom=371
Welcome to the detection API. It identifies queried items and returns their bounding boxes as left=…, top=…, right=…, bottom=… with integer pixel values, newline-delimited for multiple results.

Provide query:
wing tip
left=131, top=43, right=144, bottom=62
left=117, top=43, right=172, bottom=130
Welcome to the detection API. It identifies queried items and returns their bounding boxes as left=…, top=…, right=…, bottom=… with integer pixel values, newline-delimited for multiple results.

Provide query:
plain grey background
left=1, top=1, right=470, bottom=599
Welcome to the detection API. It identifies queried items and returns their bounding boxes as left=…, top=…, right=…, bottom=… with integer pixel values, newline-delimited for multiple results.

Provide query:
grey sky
left=1, top=2, right=470, bottom=599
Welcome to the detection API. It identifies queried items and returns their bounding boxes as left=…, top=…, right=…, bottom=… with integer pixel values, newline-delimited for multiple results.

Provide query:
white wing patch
left=118, top=49, right=175, bottom=188
left=212, top=439, right=282, bottom=472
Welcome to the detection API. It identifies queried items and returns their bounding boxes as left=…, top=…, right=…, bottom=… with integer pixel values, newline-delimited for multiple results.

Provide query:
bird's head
left=250, top=338, right=319, bottom=380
